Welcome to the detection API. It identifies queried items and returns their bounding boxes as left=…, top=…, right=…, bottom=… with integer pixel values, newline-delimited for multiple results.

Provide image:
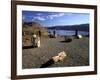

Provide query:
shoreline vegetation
left=22, top=22, right=89, bottom=69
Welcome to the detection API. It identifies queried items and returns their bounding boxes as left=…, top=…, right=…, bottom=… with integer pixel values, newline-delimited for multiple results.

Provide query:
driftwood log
left=40, top=51, right=67, bottom=68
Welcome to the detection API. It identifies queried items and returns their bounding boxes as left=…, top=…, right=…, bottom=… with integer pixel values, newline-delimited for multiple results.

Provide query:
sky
left=22, top=11, right=89, bottom=27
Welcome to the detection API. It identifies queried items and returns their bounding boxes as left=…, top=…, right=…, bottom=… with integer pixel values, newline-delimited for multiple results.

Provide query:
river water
left=48, top=30, right=89, bottom=36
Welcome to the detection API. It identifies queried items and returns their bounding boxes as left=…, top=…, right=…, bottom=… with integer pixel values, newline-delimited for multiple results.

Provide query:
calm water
left=48, top=30, right=89, bottom=36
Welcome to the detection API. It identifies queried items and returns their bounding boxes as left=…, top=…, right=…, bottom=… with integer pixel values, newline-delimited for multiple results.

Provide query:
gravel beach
left=22, top=37, right=89, bottom=69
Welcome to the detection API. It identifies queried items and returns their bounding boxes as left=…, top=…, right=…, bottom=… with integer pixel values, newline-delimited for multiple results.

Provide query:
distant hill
left=23, top=22, right=89, bottom=32
left=23, top=22, right=40, bottom=27
left=46, top=24, right=89, bottom=32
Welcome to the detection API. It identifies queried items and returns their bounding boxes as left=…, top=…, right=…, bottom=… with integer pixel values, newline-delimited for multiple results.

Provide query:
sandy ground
left=22, top=37, right=89, bottom=69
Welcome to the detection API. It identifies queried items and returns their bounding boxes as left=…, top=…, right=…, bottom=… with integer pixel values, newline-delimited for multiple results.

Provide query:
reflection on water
left=48, top=30, right=89, bottom=36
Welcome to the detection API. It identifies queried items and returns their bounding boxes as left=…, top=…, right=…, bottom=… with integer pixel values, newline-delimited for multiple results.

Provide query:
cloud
left=47, top=13, right=65, bottom=20
left=36, top=13, right=43, bottom=16
left=33, top=16, right=46, bottom=21
left=32, top=13, right=65, bottom=21
left=22, top=16, right=25, bottom=20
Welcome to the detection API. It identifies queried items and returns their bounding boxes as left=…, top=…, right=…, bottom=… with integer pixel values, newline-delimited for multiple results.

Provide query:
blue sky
left=22, top=11, right=89, bottom=27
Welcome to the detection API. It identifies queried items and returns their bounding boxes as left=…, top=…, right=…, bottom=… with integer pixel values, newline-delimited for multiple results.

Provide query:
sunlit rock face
left=22, top=22, right=49, bottom=47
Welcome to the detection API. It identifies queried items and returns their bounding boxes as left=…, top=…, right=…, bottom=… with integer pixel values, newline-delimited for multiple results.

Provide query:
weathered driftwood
left=52, top=51, right=67, bottom=62
left=40, top=51, right=67, bottom=68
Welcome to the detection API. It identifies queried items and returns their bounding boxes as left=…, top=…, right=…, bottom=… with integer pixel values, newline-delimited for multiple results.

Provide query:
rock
left=77, top=35, right=82, bottom=39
